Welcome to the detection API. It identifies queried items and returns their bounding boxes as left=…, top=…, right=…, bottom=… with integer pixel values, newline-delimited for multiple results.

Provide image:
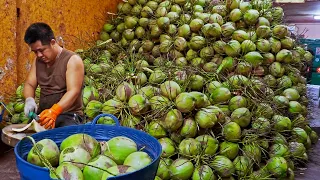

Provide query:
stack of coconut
left=5, top=0, right=319, bottom=179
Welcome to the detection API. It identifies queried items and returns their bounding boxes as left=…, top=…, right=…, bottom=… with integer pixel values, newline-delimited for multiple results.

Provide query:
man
left=23, top=22, right=84, bottom=129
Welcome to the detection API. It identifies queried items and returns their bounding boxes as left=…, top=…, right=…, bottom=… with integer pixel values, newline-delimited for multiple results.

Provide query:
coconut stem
left=23, top=136, right=61, bottom=180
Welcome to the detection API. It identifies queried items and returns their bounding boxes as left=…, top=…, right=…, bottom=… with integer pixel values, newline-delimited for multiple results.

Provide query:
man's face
left=30, top=40, right=55, bottom=64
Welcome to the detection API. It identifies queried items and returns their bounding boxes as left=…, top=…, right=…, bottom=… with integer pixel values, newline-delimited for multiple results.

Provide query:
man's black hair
left=24, top=22, right=55, bottom=45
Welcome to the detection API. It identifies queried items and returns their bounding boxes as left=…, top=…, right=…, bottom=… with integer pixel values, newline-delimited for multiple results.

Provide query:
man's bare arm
left=56, top=55, right=84, bottom=110
left=23, top=59, right=38, bottom=99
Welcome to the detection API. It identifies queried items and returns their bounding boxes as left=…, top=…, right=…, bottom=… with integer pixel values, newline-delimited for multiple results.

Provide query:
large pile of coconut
left=6, top=0, right=318, bottom=179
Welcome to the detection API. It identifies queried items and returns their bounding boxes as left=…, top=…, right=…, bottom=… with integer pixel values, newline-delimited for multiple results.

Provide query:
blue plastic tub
left=0, top=102, right=5, bottom=123
left=14, top=113, right=162, bottom=180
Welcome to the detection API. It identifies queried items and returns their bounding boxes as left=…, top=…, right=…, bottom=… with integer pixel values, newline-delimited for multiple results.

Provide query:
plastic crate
left=14, top=113, right=162, bottom=180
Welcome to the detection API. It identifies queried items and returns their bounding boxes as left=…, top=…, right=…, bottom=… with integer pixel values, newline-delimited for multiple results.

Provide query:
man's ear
left=50, top=39, right=56, bottom=46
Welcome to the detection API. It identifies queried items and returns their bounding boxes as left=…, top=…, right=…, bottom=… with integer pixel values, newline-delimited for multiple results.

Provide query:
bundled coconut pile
left=3, top=0, right=319, bottom=179
left=75, top=0, right=320, bottom=179
left=1, top=84, right=41, bottom=124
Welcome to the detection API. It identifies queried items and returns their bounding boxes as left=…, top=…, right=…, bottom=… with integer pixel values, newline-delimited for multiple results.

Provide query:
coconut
left=269, top=143, right=290, bottom=158
left=222, top=22, right=236, bottom=37
left=282, top=88, right=300, bottom=101
left=101, top=165, right=136, bottom=179
left=273, top=115, right=292, bottom=132
left=267, top=157, right=288, bottom=178
left=223, top=122, right=241, bottom=142
left=157, top=158, right=172, bottom=180
left=160, top=81, right=181, bottom=100
left=219, top=141, right=239, bottom=160
left=209, top=13, right=224, bottom=25
left=195, top=108, right=218, bottom=129
left=169, top=158, right=194, bottom=180
left=196, top=135, right=219, bottom=156
left=231, top=107, right=252, bottom=128
left=83, top=155, right=117, bottom=180
left=235, top=61, right=252, bottom=75
left=233, top=156, right=252, bottom=177
left=189, top=36, right=206, bottom=50
left=192, top=165, right=216, bottom=180
left=162, top=109, right=183, bottom=132
left=175, top=92, right=196, bottom=113
left=252, top=117, right=271, bottom=134
left=243, top=9, right=259, bottom=25
left=256, top=39, right=271, bottom=52
left=232, top=30, right=249, bottom=43
left=59, top=146, right=91, bottom=169
left=210, top=87, right=231, bottom=104
left=269, top=62, right=285, bottom=77
left=189, top=91, right=210, bottom=109
left=210, top=155, right=235, bottom=178
left=27, top=139, right=60, bottom=167
left=212, top=5, right=228, bottom=17
left=149, top=69, right=167, bottom=84
left=213, top=40, right=227, bottom=54
left=202, top=23, right=221, bottom=38
left=276, top=49, right=293, bottom=63
left=147, top=121, right=167, bottom=138
left=179, top=117, right=198, bottom=138
left=241, top=40, right=256, bottom=53
left=101, top=98, right=123, bottom=115
left=244, top=51, right=264, bottom=67
left=243, top=144, right=262, bottom=164
left=104, top=136, right=137, bottom=165
left=158, top=137, right=176, bottom=158
left=128, top=94, right=149, bottom=115
left=273, top=25, right=289, bottom=39
left=230, top=9, right=242, bottom=22
left=179, top=138, right=202, bottom=157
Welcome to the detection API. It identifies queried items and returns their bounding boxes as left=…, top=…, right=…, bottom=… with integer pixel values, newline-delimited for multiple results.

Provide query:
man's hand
left=24, top=97, right=38, bottom=117
left=39, top=104, right=63, bottom=129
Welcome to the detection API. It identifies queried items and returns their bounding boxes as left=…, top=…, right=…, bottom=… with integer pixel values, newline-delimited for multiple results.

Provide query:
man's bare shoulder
left=68, top=54, right=84, bottom=66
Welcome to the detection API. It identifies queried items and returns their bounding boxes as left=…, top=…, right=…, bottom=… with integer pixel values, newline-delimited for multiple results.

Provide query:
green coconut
left=210, top=87, right=231, bottom=104
left=244, top=51, right=264, bottom=67
left=270, top=143, right=290, bottom=158
left=101, top=165, right=136, bottom=179
left=60, top=134, right=100, bottom=158
left=231, top=107, right=252, bottom=128
left=243, top=144, right=262, bottom=164
left=210, top=155, right=235, bottom=178
left=159, top=137, right=176, bottom=158
left=160, top=81, right=182, bottom=100
left=83, top=155, right=117, bottom=180
left=292, top=127, right=308, bottom=144
left=27, top=139, right=60, bottom=167
left=104, top=136, right=138, bottom=165
left=196, top=135, right=219, bottom=156
left=179, top=138, right=202, bottom=157
left=219, top=141, right=239, bottom=160
left=289, top=142, right=306, bottom=157
left=233, top=156, right=252, bottom=177
left=147, top=121, right=167, bottom=138
left=228, top=96, right=247, bottom=111
left=223, top=122, right=241, bottom=142
left=169, top=158, right=194, bottom=180
left=252, top=117, right=271, bottom=134
left=273, top=115, right=292, bottom=132
left=195, top=108, right=218, bottom=129
left=267, top=157, right=288, bottom=178
left=123, top=151, right=152, bottom=170
left=192, top=165, right=216, bottom=180
left=162, top=109, right=183, bottom=132
left=180, top=117, right=198, bottom=138
left=157, top=158, right=173, bottom=180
